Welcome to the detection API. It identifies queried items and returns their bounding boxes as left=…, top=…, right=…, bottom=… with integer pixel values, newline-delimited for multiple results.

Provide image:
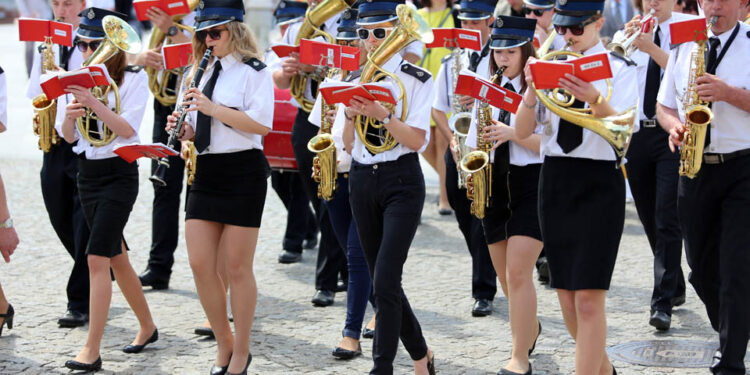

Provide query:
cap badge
left=279, top=2, right=286, bottom=8
left=559, top=0, right=567, bottom=6
left=496, top=18, right=503, bottom=27
left=87, top=9, right=96, bottom=19
left=199, top=1, right=205, bottom=9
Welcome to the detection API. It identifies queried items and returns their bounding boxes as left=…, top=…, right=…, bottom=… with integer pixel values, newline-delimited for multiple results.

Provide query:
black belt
left=640, top=119, right=658, bottom=128
left=703, top=148, right=750, bottom=165
left=351, top=153, right=418, bottom=171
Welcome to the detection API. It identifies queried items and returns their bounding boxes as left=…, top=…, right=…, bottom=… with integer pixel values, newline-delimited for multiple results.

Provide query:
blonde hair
left=185, top=21, right=263, bottom=87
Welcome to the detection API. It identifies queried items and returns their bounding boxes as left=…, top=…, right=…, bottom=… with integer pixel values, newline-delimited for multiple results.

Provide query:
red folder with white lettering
left=299, top=39, right=360, bottom=71
left=40, top=64, right=111, bottom=100
left=530, top=53, right=611, bottom=90
left=570, top=53, right=612, bottom=82
left=18, top=18, right=74, bottom=47
left=454, top=71, right=507, bottom=110
left=271, top=44, right=300, bottom=58
left=133, top=0, right=190, bottom=21
left=669, top=17, right=709, bottom=45
left=426, top=28, right=482, bottom=50
left=162, top=42, right=193, bottom=70
left=318, top=81, right=397, bottom=106
left=114, top=143, right=179, bottom=163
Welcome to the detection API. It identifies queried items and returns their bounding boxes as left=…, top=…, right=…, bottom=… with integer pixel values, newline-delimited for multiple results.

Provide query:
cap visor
left=336, top=31, right=359, bottom=40
left=457, top=11, right=492, bottom=20
left=356, top=15, right=398, bottom=26
left=490, top=39, right=528, bottom=49
left=552, top=13, right=592, bottom=26
left=76, top=29, right=105, bottom=40
left=195, top=19, right=233, bottom=32
left=523, top=0, right=554, bottom=9
left=276, top=16, right=302, bottom=26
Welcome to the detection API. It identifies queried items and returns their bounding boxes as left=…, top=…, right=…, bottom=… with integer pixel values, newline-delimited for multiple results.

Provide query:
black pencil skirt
left=539, top=156, right=625, bottom=290
left=481, top=163, right=542, bottom=244
left=77, top=156, right=139, bottom=258
left=185, top=149, right=270, bottom=228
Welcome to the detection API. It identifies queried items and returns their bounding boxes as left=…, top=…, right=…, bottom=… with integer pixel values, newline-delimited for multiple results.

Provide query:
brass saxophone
left=308, top=69, right=339, bottom=201
left=461, top=72, right=501, bottom=220
left=31, top=36, right=61, bottom=152
left=678, top=16, right=717, bottom=178
left=447, top=47, right=472, bottom=189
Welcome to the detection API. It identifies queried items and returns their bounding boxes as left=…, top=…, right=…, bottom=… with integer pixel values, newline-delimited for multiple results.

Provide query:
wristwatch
left=167, top=25, right=178, bottom=37
left=380, top=113, right=393, bottom=125
left=0, top=218, right=13, bottom=229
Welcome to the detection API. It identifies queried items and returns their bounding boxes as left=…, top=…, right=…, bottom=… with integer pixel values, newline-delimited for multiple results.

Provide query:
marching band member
left=523, top=0, right=567, bottom=52
left=465, top=16, right=543, bottom=375
left=657, top=0, right=750, bottom=371
left=56, top=8, right=157, bottom=372
left=621, top=0, right=693, bottom=331
left=341, top=1, right=435, bottom=373
left=515, top=0, right=639, bottom=373
left=168, top=0, right=273, bottom=373
left=432, top=0, right=498, bottom=317
left=25, top=0, right=91, bottom=329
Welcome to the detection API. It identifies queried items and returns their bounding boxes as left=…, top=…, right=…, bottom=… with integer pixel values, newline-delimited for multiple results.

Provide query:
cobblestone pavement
left=0, top=23, right=747, bottom=375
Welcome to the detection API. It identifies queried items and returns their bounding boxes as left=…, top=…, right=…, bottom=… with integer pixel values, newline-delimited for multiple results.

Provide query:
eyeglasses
left=522, top=6, right=552, bottom=16
left=553, top=17, right=599, bottom=36
left=75, top=40, right=101, bottom=52
left=196, top=28, right=227, bottom=42
left=357, top=27, right=394, bottom=40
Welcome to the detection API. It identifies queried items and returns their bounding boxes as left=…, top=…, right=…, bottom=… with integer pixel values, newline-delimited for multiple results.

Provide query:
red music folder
left=133, top=0, right=190, bottom=21
left=162, top=42, right=193, bottom=70
left=299, top=39, right=361, bottom=70
left=40, top=64, right=112, bottom=99
left=571, top=53, right=612, bottom=82
left=497, top=86, right=523, bottom=114
left=670, top=18, right=709, bottom=45
left=319, top=82, right=376, bottom=105
left=114, top=143, right=179, bottom=163
left=271, top=44, right=300, bottom=58
left=361, top=82, right=397, bottom=105
left=18, top=18, right=74, bottom=46
left=426, top=28, right=482, bottom=50
left=529, top=60, right=574, bottom=90
left=454, top=70, right=507, bottom=110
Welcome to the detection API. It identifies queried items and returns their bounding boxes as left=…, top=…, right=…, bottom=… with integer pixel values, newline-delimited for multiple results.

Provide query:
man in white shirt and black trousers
left=657, top=0, right=750, bottom=371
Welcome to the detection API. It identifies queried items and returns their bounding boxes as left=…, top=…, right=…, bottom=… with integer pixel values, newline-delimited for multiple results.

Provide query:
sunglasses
left=522, top=6, right=552, bottom=16
left=196, top=28, right=227, bottom=42
left=553, top=17, right=599, bottom=36
left=357, top=27, right=394, bottom=40
left=75, top=40, right=101, bottom=52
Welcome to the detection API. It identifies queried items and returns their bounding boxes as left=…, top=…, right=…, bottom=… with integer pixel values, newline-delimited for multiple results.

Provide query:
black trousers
left=625, top=125, right=686, bottom=314
left=41, top=142, right=90, bottom=314
left=444, top=149, right=497, bottom=300
left=271, top=170, right=318, bottom=252
left=678, top=154, right=750, bottom=375
left=349, top=154, right=428, bottom=374
left=148, top=99, right=185, bottom=276
left=290, top=110, right=346, bottom=291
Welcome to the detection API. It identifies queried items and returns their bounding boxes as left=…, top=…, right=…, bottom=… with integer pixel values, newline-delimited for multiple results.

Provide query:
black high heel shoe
left=123, top=329, right=159, bottom=353
left=0, top=304, right=14, bottom=337
left=65, top=356, right=102, bottom=372
left=499, top=363, right=532, bottom=375
left=529, top=321, right=542, bottom=356
left=426, top=352, right=435, bottom=375
left=226, top=353, right=252, bottom=375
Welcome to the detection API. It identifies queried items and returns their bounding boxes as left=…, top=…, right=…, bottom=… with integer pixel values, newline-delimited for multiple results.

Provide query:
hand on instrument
left=291, top=53, right=316, bottom=73
left=281, top=53, right=301, bottom=78
left=180, top=141, right=191, bottom=160
left=457, top=94, right=475, bottom=110
left=667, top=123, right=686, bottom=152
left=523, top=58, right=537, bottom=88
left=484, top=121, right=515, bottom=150
left=0, top=225, right=19, bottom=263
left=559, top=74, right=601, bottom=104
left=449, top=136, right=460, bottom=163
left=65, top=99, right=86, bottom=121
left=183, top=88, right=215, bottom=115
left=632, top=23, right=656, bottom=54
left=65, top=85, right=98, bottom=108
left=166, top=110, right=194, bottom=140
left=146, top=7, right=172, bottom=34
left=624, top=15, right=642, bottom=36
left=135, top=49, right=164, bottom=70
left=348, top=96, right=390, bottom=123
left=325, top=108, right=337, bottom=125
left=696, top=73, right=730, bottom=103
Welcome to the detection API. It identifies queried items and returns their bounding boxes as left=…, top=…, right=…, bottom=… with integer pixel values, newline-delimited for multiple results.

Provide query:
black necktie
left=58, top=44, right=70, bottom=71
left=493, top=81, right=515, bottom=174
left=195, top=61, right=222, bottom=153
left=557, top=99, right=586, bottom=153
left=703, top=37, right=720, bottom=148
left=469, top=52, right=480, bottom=71
left=643, top=27, right=661, bottom=119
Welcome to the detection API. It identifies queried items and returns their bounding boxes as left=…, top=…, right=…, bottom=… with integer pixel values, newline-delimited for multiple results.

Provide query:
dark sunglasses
left=553, top=17, right=599, bottom=36
left=522, top=6, right=552, bottom=16
left=75, top=40, right=101, bottom=52
left=357, top=27, right=393, bottom=40
left=196, top=28, right=227, bottom=42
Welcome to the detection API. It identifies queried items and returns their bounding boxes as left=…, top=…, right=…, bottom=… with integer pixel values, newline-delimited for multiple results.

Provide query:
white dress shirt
left=538, top=42, right=640, bottom=161
left=26, top=30, right=85, bottom=100
left=308, top=76, right=354, bottom=173
left=350, top=55, right=434, bottom=164
left=658, top=22, right=750, bottom=154
left=433, top=48, right=491, bottom=114
left=55, top=70, right=148, bottom=159
left=0, top=68, right=7, bottom=129
left=179, top=53, right=275, bottom=155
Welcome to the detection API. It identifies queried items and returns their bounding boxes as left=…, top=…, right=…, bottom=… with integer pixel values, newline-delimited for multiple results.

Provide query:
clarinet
left=150, top=47, right=214, bottom=186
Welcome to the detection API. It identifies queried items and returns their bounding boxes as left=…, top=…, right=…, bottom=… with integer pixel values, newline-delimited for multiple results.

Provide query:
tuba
left=31, top=36, right=61, bottom=152
left=308, top=69, right=340, bottom=201
left=447, top=47, right=473, bottom=189
left=607, top=8, right=655, bottom=58
left=290, top=0, right=357, bottom=112
left=355, top=4, right=434, bottom=155
left=678, top=16, right=717, bottom=178
left=76, top=16, right=142, bottom=147
left=145, top=0, right=199, bottom=106
left=534, top=32, right=636, bottom=166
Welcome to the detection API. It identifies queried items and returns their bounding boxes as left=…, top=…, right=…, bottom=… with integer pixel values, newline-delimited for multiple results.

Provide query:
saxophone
left=31, top=36, right=61, bottom=152
left=447, top=47, right=472, bottom=189
left=308, top=68, right=340, bottom=201
left=678, top=16, right=717, bottom=179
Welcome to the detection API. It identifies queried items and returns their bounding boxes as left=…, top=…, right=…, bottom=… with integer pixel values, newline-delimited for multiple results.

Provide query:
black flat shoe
left=138, top=268, right=170, bottom=290
left=671, top=294, right=686, bottom=307
left=0, top=304, right=14, bottom=336
left=649, top=311, right=671, bottom=331
left=529, top=321, right=542, bottom=356
left=612, top=365, right=617, bottom=375
left=362, top=326, right=375, bottom=339
left=58, top=309, right=88, bottom=328
left=332, top=344, right=362, bottom=359
left=472, top=298, right=492, bottom=317
left=426, top=352, right=435, bottom=375
left=336, top=279, right=348, bottom=293
left=226, top=353, right=252, bottom=375
left=499, top=363, right=532, bottom=375
left=195, top=326, right=215, bottom=338
left=65, top=356, right=102, bottom=372
left=123, top=329, right=158, bottom=353
left=438, top=207, right=453, bottom=216
left=303, top=236, right=318, bottom=250
left=277, top=250, right=302, bottom=264
left=311, top=290, right=334, bottom=307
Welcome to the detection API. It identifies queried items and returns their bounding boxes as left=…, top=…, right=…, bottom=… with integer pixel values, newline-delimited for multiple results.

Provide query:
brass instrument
left=76, top=16, right=142, bottom=147
left=308, top=69, right=340, bottom=201
left=184, top=141, right=198, bottom=185
left=447, top=47, right=472, bottom=189
left=145, top=0, right=199, bottom=106
left=534, top=32, right=637, bottom=166
left=32, top=36, right=61, bottom=152
left=354, top=4, right=434, bottom=155
left=678, top=16, right=717, bottom=178
left=290, top=0, right=356, bottom=112
left=461, top=72, right=501, bottom=219
left=607, top=8, right=655, bottom=58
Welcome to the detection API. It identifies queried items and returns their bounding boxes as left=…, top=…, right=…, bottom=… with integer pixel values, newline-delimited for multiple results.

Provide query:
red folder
left=339, top=45, right=360, bottom=71
left=271, top=44, right=300, bottom=58
left=133, top=0, right=190, bottom=21
left=571, top=53, right=612, bottom=82
left=533, top=35, right=541, bottom=49
left=319, top=83, right=376, bottom=105
left=40, top=65, right=112, bottom=99
left=669, top=18, right=709, bottom=45
left=426, top=28, right=482, bottom=50
left=162, top=42, right=193, bottom=70
left=361, top=83, right=397, bottom=105
left=529, top=60, right=574, bottom=90
left=299, top=39, right=361, bottom=70
left=497, top=86, right=522, bottom=114
left=114, top=143, right=179, bottom=163
left=18, top=18, right=74, bottom=46
left=455, top=71, right=508, bottom=109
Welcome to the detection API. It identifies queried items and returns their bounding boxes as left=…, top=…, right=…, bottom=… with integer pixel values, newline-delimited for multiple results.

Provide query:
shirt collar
left=709, top=22, right=739, bottom=46
left=582, top=40, right=607, bottom=56
left=383, top=54, right=402, bottom=73
left=216, top=53, right=240, bottom=70
left=501, top=74, right=522, bottom=91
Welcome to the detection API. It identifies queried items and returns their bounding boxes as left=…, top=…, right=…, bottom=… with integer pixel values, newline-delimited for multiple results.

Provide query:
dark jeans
left=148, top=99, right=185, bottom=276
left=625, top=125, right=686, bottom=314
left=349, top=154, right=428, bottom=374
left=678, top=154, right=750, bottom=375
left=271, top=170, right=317, bottom=252
left=325, top=174, right=376, bottom=340
left=444, top=149, right=497, bottom=300
left=41, top=141, right=90, bottom=314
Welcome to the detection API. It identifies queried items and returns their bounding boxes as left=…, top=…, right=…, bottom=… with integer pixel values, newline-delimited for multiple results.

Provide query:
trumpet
left=607, top=9, right=656, bottom=58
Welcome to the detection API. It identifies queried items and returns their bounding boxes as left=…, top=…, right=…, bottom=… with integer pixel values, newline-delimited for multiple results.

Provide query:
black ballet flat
left=0, top=304, right=14, bottom=336
left=498, top=363, right=532, bottom=375
left=529, top=321, right=542, bottom=356
left=362, top=326, right=374, bottom=339
left=195, top=326, right=215, bottom=338
left=123, top=329, right=158, bottom=353
left=427, top=352, right=435, bottom=375
left=65, top=356, right=102, bottom=372
left=226, top=353, right=252, bottom=375
left=332, top=344, right=362, bottom=359
left=612, top=365, right=617, bottom=375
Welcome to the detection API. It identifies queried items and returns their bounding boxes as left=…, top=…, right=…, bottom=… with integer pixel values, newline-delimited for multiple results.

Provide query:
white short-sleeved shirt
left=26, top=31, right=85, bottom=100
left=308, top=75, right=355, bottom=173
left=433, top=49, right=491, bottom=114
left=178, top=53, right=275, bottom=155
left=657, top=22, right=750, bottom=154
left=0, top=68, right=7, bottom=130
left=55, top=69, right=148, bottom=159
left=538, top=42, right=640, bottom=161
left=350, top=56, right=434, bottom=164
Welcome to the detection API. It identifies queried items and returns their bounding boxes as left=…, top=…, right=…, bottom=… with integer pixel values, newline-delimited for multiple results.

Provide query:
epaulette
left=400, top=62, right=431, bottom=83
left=124, top=65, right=143, bottom=73
left=245, top=58, right=266, bottom=71
left=0, top=66, right=4, bottom=74
left=609, top=51, right=636, bottom=67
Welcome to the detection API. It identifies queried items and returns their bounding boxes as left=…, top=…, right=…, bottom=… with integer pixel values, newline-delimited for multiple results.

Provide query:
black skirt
left=481, top=162, right=543, bottom=244
left=539, top=156, right=625, bottom=290
left=186, top=149, right=270, bottom=227
left=77, top=156, right=139, bottom=258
